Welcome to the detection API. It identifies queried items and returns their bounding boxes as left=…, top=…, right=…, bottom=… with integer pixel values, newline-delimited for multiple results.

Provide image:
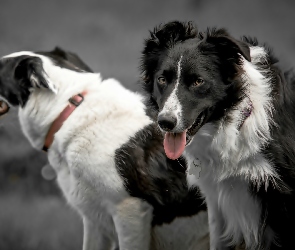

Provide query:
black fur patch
left=115, top=123, right=206, bottom=225
left=0, top=55, right=46, bottom=106
left=37, top=47, right=93, bottom=73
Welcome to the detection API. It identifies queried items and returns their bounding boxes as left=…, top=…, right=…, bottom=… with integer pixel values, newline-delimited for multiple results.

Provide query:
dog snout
left=158, top=112, right=177, bottom=131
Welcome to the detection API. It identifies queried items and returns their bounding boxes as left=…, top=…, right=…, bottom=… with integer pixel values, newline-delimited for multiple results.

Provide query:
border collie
left=0, top=48, right=208, bottom=250
left=140, top=21, right=295, bottom=249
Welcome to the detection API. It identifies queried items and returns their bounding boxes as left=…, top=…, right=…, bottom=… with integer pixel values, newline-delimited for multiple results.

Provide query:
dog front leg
left=82, top=216, right=117, bottom=250
left=113, top=197, right=153, bottom=250
left=207, top=199, right=231, bottom=250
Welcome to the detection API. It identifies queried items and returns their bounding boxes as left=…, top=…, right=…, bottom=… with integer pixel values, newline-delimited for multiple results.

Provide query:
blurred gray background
left=0, top=0, right=294, bottom=249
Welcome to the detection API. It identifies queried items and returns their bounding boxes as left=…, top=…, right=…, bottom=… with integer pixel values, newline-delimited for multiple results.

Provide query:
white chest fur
left=185, top=123, right=271, bottom=248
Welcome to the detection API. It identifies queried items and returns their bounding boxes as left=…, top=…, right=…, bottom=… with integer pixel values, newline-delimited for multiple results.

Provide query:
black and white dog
left=141, top=21, right=295, bottom=249
left=0, top=48, right=208, bottom=250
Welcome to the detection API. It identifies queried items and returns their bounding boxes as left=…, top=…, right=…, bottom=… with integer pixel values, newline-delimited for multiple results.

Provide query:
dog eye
left=194, top=77, right=204, bottom=86
left=157, top=77, right=166, bottom=85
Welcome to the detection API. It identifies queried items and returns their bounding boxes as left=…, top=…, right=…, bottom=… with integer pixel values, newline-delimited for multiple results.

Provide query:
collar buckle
left=69, top=93, right=84, bottom=107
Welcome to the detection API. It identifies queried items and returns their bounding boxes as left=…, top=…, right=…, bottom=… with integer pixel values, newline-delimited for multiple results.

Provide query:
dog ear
left=143, top=21, right=198, bottom=53
left=48, top=47, right=93, bottom=73
left=14, top=56, right=57, bottom=93
left=201, top=28, right=251, bottom=63
left=141, top=21, right=198, bottom=92
left=0, top=55, right=57, bottom=107
left=200, top=28, right=251, bottom=81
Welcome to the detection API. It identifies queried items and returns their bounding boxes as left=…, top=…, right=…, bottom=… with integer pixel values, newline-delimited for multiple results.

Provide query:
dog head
left=140, top=21, right=251, bottom=159
left=0, top=47, right=92, bottom=116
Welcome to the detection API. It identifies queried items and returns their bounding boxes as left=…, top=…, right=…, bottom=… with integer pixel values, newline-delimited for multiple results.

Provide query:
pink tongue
left=163, top=131, right=186, bottom=160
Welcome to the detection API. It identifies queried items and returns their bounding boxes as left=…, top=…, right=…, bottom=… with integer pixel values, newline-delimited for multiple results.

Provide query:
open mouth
left=163, top=108, right=211, bottom=160
left=187, top=109, right=208, bottom=139
left=0, top=100, right=10, bottom=116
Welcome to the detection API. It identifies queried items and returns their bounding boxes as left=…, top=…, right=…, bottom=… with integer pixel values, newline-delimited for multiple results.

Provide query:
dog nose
left=158, top=113, right=177, bottom=131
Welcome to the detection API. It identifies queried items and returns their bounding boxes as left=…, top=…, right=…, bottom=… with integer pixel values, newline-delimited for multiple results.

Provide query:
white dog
left=0, top=48, right=208, bottom=250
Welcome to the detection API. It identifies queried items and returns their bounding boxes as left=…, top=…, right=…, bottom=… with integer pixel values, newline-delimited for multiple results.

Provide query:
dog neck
left=42, top=91, right=86, bottom=152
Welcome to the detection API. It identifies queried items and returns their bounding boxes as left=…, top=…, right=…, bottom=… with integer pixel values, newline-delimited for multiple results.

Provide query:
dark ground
left=0, top=0, right=294, bottom=249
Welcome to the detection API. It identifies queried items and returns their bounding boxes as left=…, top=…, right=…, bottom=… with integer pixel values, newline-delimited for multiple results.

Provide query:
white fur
left=159, top=56, right=184, bottom=131
left=186, top=46, right=277, bottom=249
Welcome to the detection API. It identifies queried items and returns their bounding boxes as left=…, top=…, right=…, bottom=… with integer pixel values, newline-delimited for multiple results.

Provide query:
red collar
left=42, top=91, right=87, bottom=152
